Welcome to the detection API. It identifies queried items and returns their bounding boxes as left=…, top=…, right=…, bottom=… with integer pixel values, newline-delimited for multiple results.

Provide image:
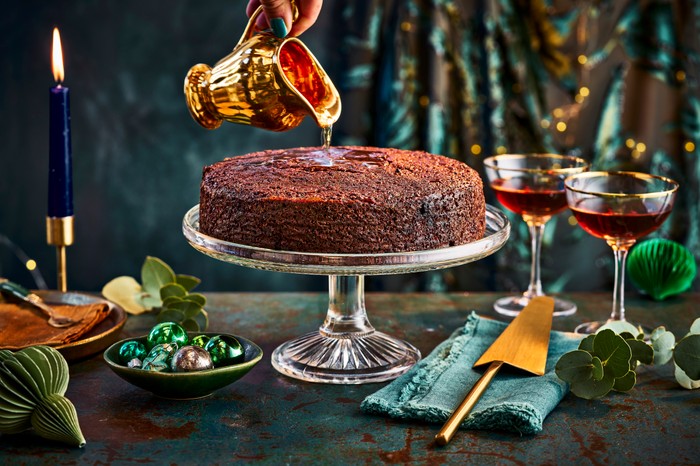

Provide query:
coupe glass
left=565, top=171, right=679, bottom=334
left=484, top=154, right=589, bottom=316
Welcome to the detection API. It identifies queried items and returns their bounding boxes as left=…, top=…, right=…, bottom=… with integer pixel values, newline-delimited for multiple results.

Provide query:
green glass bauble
left=190, top=335, right=211, bottom=348
left=118, top=341, right=147, bottom=365
left=146, top=322, right=189, bottom=350
left=142, top=343, right=178, bottom=372
left=205, top=335, right=245, bottom=367
left=142, top=361, right=169, bottom=372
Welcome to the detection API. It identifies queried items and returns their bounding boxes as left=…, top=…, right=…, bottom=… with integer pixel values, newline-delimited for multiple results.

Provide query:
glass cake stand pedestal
left=183, top=204, right=510, bottom=384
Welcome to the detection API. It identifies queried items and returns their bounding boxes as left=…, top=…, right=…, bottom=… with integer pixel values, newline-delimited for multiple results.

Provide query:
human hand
left=246, top=0, right=323, bottom=38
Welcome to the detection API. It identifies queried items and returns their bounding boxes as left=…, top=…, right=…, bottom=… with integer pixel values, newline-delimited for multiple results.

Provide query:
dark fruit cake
left=199, top=146, right=486, bottom=253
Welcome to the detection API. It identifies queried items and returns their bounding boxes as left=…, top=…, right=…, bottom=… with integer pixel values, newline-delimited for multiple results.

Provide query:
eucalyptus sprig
left=102, top=256, right=208, bottom=332
left=555, top=319, right=700, bottom=399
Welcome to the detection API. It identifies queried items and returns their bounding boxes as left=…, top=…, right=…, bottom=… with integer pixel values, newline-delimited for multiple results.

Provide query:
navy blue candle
left=48, top=28, right=72, bottom=218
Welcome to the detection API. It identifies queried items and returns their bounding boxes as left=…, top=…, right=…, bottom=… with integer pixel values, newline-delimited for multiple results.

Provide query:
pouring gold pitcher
left=184, top=6, right=341, bottom=132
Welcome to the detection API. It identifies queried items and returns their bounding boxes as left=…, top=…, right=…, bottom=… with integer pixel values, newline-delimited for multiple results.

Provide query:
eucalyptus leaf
left=161, top=296, right=185, bottom=307
left=593, top=329, right=632, bottom=378
left=650, top=326, right=669, bottom=341
left=183, top=293, right=206, bottom=307
left=673, top=334, right=700, bottom=380
left=102, top=256, right=209, bottom=331
left=157, top=309, right=185, bottom=324
left=136, top=293, right=161, bottom=311
left=181, top=319, right=200, bottom=332
left=578, top=335, right=595, bottom=352
left=598, top=321, right=643, bottom=339
left=160, top=283, right=187, bottom=300
left=591, top=356, right=604, bottom=381
left=176, top=275, right=201, bottom=292
left=141, top=257, right=175, bottom=297
left=101, top=276, right=147, bottom=315
left=556, top=317, right=700, bottom=398
left=651, top=329, right=676, bottom=366
left=674, top=363, right=700, bottom=389
left=613, top=370, right=636, bottom=392
left=555, top=350, right=594, bottom=383
left=166, top=301, right=202, bottom=319
left=690, top=317, right=700, bottom=335
left=627, top=338, right=654, bottom=365
left=199, top=308, right=209, bottom=330
left=570, top=372, right=616, bottom=400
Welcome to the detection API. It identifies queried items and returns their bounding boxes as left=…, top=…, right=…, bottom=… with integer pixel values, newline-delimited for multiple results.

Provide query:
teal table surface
left=1, top=292, right=698, bottom=465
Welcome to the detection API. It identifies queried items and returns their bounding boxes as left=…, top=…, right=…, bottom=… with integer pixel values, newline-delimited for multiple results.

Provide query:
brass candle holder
left=46, top=216, right=74, bottom=292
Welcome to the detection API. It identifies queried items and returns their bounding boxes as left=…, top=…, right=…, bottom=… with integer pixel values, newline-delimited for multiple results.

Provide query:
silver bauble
left=171, top=346, right=214, bottom=372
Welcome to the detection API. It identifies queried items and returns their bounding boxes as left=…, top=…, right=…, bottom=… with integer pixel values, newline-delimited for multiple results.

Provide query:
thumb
left=259, top=0, right=294, bottom=38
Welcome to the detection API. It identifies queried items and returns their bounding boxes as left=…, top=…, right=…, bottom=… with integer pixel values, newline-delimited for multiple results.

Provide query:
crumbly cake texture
left=199, top=146, right=486, bottom=253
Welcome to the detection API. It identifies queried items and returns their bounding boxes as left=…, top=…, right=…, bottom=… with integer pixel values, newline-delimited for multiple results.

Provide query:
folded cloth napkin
left=0, top=301, right=111, bottom=350
left=361, top=312, right=583, bottom=435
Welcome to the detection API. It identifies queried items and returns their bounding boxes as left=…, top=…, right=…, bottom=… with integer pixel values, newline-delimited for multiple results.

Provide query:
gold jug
left=184, top=6, right=341, bottom=132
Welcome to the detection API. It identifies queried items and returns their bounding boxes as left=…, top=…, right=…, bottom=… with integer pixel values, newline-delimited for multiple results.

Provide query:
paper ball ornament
left=628, top=239, right=697, bottom=300
left=0, top=346, right=85, bottom=447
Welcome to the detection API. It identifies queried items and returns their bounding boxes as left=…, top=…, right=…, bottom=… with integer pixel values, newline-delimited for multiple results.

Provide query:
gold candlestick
left=46, top=216, right=74, bottom=292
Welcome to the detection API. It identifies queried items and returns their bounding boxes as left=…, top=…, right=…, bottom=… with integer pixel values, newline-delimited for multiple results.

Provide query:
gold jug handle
left=238, top=3, right=300, bottom=46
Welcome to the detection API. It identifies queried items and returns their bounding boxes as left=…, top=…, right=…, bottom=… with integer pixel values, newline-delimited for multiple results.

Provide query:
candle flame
left=52, top=27, right=64, bottom=83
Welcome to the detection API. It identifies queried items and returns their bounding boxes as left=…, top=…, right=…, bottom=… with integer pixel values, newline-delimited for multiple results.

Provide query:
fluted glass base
left=271, top=330, right=420, bottom=384
left=271, top=275, right=420, bottom=384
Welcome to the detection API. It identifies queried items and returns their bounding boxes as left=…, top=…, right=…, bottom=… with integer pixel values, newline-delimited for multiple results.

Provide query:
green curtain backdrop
left=329, top=0, right=700, bottom=294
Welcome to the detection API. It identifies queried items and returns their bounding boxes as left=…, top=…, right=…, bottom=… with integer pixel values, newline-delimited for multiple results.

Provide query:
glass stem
left=523, top=216, right=548, bottom=299
left=609, top=243, right=632, bottom=322
left=320, top=275, right=374, bottom=337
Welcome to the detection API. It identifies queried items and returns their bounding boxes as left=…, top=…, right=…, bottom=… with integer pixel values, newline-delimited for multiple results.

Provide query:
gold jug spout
left=275, top=39, right=342, bottom=129
left=184, top=7, right=341, bottom=132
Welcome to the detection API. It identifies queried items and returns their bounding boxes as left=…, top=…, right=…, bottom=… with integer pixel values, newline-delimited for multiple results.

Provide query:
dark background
left=1, top=1, right=335, bottom=292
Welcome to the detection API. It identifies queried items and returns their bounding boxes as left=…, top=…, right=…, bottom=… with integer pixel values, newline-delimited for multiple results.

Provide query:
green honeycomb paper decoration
left=628, top=239, right=697, bottom=301
left=0, top=346, right=86, bottom=447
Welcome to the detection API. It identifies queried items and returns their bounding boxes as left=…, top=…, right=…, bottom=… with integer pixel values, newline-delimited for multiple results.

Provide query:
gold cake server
left=435, top=296, right=554, bottom=445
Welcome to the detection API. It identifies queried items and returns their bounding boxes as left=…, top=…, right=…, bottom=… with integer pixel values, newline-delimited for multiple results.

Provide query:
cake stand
left=183, top=204, right=510, bottom=384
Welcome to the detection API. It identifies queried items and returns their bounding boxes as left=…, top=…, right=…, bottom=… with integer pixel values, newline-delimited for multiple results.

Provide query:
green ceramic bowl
left=103, top=333, right=263, bottom=399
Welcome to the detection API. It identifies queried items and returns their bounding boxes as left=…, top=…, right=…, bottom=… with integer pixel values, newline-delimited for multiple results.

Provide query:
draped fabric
left=327, top=0, right=700, bottom=293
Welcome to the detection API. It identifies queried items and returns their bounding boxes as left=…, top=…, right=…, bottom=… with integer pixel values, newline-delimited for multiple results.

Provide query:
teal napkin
left=361, top=312, right=583, bottom=434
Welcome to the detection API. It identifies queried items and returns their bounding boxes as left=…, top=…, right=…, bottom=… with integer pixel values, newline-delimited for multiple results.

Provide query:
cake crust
left=199, top=146, right=486, bottom=253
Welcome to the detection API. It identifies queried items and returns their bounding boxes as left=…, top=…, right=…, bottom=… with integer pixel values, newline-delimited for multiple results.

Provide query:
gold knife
left=434, top=296, right=554, bottom=445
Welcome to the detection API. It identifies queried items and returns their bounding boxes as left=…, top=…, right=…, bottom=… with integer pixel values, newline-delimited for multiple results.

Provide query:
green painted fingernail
left=270, top=18, right=288, bottom=38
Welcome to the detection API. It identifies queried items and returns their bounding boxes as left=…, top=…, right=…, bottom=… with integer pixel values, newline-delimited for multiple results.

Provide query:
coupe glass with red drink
left=564, top=171, right=679, bottom=333
left=484, top=154, right=589, bottom=316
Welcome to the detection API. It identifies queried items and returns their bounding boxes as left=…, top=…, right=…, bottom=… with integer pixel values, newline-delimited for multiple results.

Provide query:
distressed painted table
left=1, top=292, right=698, bottom=464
